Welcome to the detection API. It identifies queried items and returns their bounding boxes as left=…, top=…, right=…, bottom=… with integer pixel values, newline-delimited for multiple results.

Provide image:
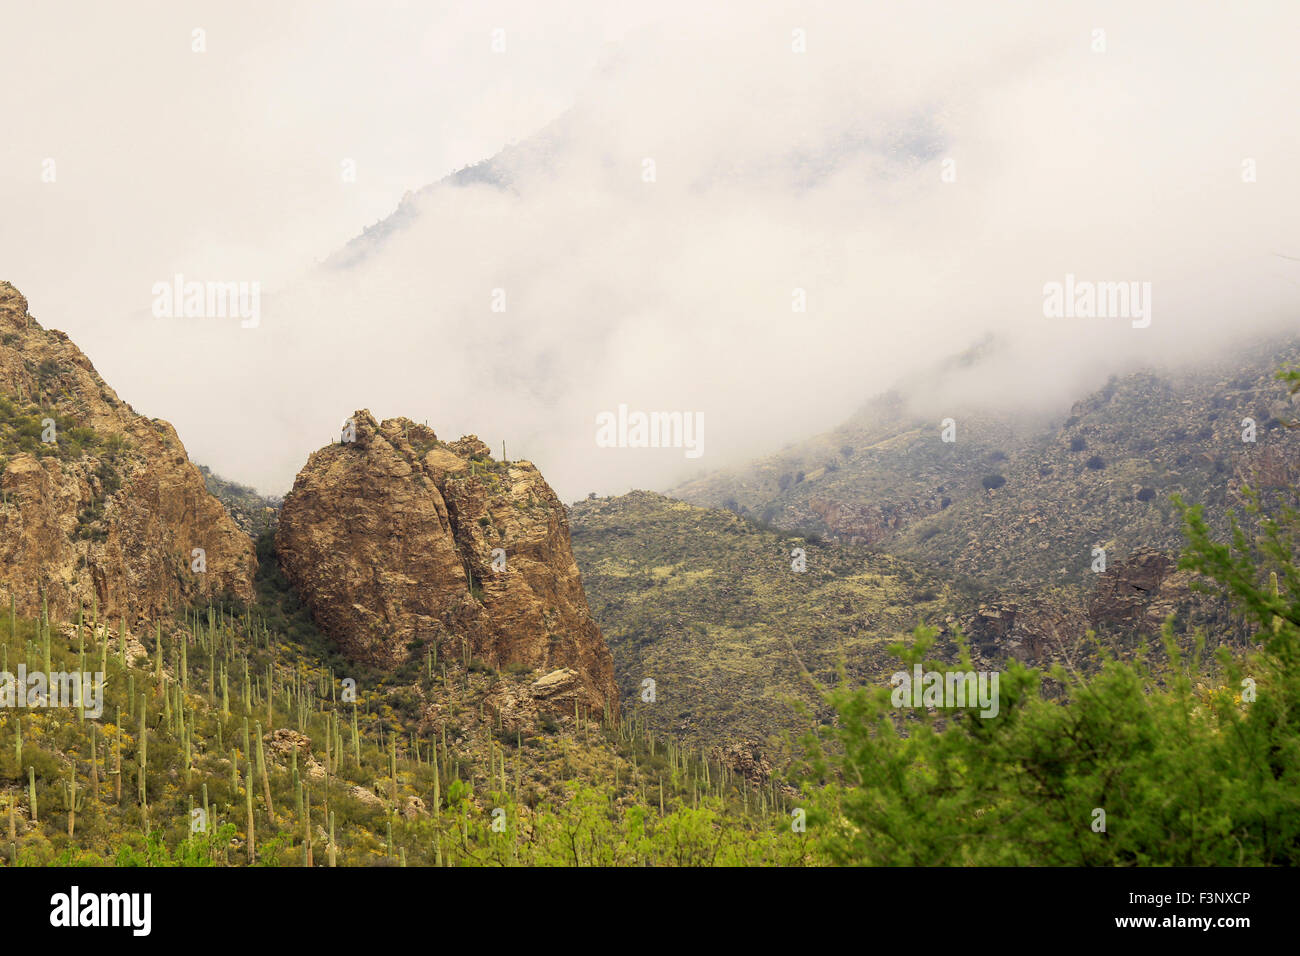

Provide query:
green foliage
left=0, top=395, right=108, bottom=462
left=0, top=583, right=804, bottom=867
left=802, top=487, right=1300, bottom=865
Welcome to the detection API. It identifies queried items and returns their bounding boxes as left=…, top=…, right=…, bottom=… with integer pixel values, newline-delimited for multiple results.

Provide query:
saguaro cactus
left=255, top=721, right=274, bottom=815
left=89, top=727, right=99, bottom=796
left=114, top=706, right=123, bottom=804
left=137, top=693, right=148, bottom=807
left=64, top=764, right=80, bottom=837
left=245, top=755, right=256, bottom=865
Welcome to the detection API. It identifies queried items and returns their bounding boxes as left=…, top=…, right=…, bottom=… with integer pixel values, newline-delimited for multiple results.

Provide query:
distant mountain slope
left=323, top=117, right=571, bottom=270
left=673, top=335, right=1300, bottom=595
left=893, top=348, right=1300, bottom=592
left=200, top=465, right=281, bottom=537
left=569, top=490, right=959, bottom=750
left=570, top=488, right=1244, bottom=759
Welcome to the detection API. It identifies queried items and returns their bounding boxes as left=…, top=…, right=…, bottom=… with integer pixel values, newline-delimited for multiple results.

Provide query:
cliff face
left=0, top=282, right=256, bottom=622
left=276, top=410, right=618, bottom=714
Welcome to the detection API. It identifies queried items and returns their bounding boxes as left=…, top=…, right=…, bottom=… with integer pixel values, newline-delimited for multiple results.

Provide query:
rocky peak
left=276, top=410, right=618, bottom=714
left=0, top=281, right=257, bottom=622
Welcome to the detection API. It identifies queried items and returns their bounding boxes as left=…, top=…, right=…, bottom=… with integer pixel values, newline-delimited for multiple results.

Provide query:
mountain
left=0, top=282, right=256, bottom=622
left=0, top=289, right=794, bottom=867
left=672, top=334, right=1300, bottom=597
left=323, top=132, right=551, bottom=271
left=568, top=487, right=1241, bottom=760
left=276, top=410, right=618, bottom=715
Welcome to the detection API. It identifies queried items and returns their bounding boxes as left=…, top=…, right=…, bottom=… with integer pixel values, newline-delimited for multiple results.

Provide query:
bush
left=802, top=466, right=1300, bottom=865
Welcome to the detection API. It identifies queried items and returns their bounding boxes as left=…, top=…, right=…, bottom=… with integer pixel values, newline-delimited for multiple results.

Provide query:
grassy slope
left=570, top=491, right=959, bottom=751
left=0, top=535, right=809, bottom=866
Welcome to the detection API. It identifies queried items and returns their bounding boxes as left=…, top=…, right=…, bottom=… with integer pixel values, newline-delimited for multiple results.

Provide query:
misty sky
left=2, top=1, right=1297, bottom=501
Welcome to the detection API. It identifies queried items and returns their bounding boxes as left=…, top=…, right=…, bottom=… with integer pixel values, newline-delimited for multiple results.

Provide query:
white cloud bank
left=3, top=1, right=1297, bottom=501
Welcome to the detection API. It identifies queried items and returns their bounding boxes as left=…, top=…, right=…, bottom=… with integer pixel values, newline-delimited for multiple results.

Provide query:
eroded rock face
left=1088, top=548, right=1179, bottom=628
left=710, top=740, right=775, bottom=786
left=0, top=282, right=256, bottom=622
left=275, top=410, right=618, bottom=714
left=959, top=547, right=1235, bottom=665
left=957, top=599, right=1080, bottom=664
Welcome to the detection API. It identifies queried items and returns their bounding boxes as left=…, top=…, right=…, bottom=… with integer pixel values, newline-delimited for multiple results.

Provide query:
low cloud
left=4, top=1, right=1297, bottom=501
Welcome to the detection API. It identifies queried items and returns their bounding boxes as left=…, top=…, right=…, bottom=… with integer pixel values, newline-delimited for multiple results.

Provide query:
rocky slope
left=955, top=546, right=1240, bottom=668
left=276, top=410, right=617, bottom=715
left=0, top=282, right=256, bottom=622
left=199, top=465, right=281, bottom=538
left=891, top=350, right=1300, bottom=595
left=674, top=335, right=1300, bottom=596
left=571, top=490, right=1246, bottom=751
left=570, top=490, right=959, bottom=747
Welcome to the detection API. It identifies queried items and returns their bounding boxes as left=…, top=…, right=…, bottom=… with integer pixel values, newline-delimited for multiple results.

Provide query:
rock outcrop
left=275, top=410, right=618, bottom=714
left=0, top=282, right=256, bottom=622
left=956, top=599, right=1080, bottom=664
left=959, top=546, right=1238, bottom=665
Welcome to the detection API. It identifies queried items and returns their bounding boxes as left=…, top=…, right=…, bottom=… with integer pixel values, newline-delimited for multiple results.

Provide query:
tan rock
left=530, top=667, right=582, bottom=699
left=348, top=785, right=384, bottom=807
left=0, top=281, right=256, bottom=622
left=265, top=729, right=312, bottom=760
left=276, top=409, right=618, bottom=715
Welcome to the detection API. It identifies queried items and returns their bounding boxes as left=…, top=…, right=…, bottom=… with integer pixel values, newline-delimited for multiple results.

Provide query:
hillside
left=0, top=286, right=805, bottom=867
left=199, top=467, right=280, bottom=539
left=570, top=491, right=960, bottom=751
left=0, top=591, right=806, bottom=866
left=673, top=335, right=1300, bottom=596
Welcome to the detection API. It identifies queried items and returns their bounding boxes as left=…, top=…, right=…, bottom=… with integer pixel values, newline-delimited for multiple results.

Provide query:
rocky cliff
left=0, top=282, right=256, bottom=622
left=275, top=410, right=618, bottom=714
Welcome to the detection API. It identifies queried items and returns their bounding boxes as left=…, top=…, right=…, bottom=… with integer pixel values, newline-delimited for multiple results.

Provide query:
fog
left=2, top=0, right=1297, bottom=501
